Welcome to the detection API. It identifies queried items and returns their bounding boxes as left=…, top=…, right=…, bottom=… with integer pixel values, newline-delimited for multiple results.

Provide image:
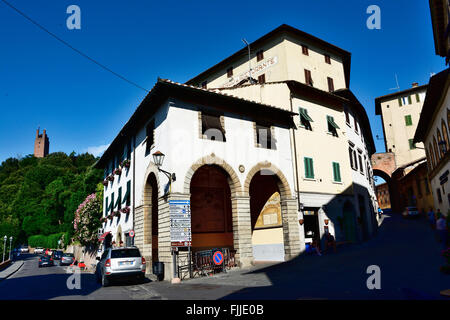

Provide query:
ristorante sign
left=220, top=56, right=278, bottom=88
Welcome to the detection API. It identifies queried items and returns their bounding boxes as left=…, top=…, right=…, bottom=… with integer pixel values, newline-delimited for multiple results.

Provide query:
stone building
left=34, top=128, right=49, bottom=158
left=95, top=79, right=301, bottom=279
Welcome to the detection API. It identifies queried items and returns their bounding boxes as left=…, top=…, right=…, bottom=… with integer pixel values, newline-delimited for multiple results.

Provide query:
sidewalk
left=0, top=260, right=24, bottom=282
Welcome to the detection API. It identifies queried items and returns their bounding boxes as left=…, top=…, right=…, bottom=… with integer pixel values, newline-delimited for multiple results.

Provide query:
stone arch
left=184, top=154, right=242, bottom=196
left=141, top=163, right=161, bottom=205
left=243, top=162, right=292, bottom=199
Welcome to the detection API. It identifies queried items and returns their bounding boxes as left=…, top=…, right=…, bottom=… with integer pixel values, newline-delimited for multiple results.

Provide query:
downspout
left=289, top=92, right=301, bottom=211
left=132, top=134, right=136, bottom=245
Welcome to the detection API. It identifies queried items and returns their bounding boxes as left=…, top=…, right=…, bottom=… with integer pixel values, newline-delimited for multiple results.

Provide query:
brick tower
left=34, top=128, right=49, bottom=158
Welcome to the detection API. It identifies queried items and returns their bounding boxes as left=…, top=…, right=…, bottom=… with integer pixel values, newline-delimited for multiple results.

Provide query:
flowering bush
left=120, top=206, right=130, bottom=214
left=121, top=159, right=131, bottom=168
left=73, top=193, right=102, bottom=246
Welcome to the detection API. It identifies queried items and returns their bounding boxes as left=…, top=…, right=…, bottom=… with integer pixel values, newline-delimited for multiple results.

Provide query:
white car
left=20, top=246, right=29, bottom=253
left=34, top=247, right=44, bottom=254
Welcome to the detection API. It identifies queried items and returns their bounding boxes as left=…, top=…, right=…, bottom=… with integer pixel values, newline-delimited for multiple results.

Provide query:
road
left=0, top=213, right=449, bottom=300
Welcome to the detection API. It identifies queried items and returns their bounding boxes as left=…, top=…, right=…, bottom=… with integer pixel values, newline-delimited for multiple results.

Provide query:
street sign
left=129, top=230, right=135, bottom=238
left=213, top=251, right=224, bottom=266
left=170, top=200, right=191, bottom=247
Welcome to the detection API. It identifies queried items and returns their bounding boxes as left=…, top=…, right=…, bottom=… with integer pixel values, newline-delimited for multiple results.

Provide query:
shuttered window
left=409, top=139, right=416, bottom=150
left=227, top=67, right=233, bottom=78
left=302, top=45, right=309, bottom=55
left=325, top=54, right=331, bottom=64
left=405, top=115, right=412, bottom=126
left=299, top=107, right=313, bottom=130
left=122, top=180, right=131, bottom=207
left=256, top=50, right=264, bottom=62
left=408, top=95, right=412, bottom=104
left=398, top=97, right=403, bottom=106
left=304, top=69, right=313, bottom=86
left=258, top=74, right=266, bottom=84
left=416, top=93, right=420, bottom=102
left=332, top=162, right=341, bottom=182
left=327, top=77, right=334, bottom=92
left=327, top=115, right=340, bottom=137
left=304, top=157, right=314, bottom=179
left=115, top=187, right=122, bottom=210
left=145, top=120, right=155, bottom=155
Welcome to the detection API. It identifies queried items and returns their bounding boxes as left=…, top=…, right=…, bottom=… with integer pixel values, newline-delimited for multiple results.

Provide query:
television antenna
left=388, top=74, right=400, bottom=91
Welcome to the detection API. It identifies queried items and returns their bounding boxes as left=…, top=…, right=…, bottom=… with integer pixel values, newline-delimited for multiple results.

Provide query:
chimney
left=43, top=129, right=46, bottom=137
left=412, top=82, right=419, bottom=87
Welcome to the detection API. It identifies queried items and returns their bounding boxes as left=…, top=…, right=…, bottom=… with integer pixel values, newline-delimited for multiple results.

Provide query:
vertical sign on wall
left=170, top=200, right=192, bottom=247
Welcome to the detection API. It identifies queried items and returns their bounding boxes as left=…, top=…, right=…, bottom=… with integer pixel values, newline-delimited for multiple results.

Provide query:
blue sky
left=0, top=0, right=445, bottom=163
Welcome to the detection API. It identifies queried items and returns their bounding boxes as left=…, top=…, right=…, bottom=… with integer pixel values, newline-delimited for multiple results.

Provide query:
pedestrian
left=119, top=240, right=124, bottom=247
left=325, top=232, right=337, bottom=253
left=112, top=241, right=116, bottom=248
left=427, top=207, right=436, bottom=229
left=311, top=239, right=322, bottom=256
left=436, top=214, right=448, bottom=248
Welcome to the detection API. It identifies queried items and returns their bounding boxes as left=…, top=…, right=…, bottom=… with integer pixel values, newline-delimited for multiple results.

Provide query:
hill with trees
left=0, top=152, right=103, bottom=250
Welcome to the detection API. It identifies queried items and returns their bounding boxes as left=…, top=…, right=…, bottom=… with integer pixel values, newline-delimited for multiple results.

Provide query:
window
left=327, top=77, right=334, bottom=92
left=325, top=54, right=331, bottom=64
left=442, top=120, right=449, bottom=153
left=326, top=115, right=340, bottom=137
left=358, top=154, right=364, bottom=174
left=437, top=188, right=443, bottom=203
left=299, top=107, right=313, bottom=131
left=344, top=107, right=350, bottom=124
left=258, top=74, right=266, bottom=84
left=332, top=162, right=341, bottom=182
left=349, top=147, right=355, bottom=169
left=353, top=150, right=358, bottom=171
left=408, top=95, right=412, bottom=104
left=145, top=120, right=155, bottom=155
left=227, top=67, right=233, bottom=78
left=202, top=113, right=226, bottom=141
left=105, top=196, right=109, bottom=217
left=405, top=115, right=412, bottom=126
left=416, top=93, right=420, bottom=102
left=256, top=123, right=275, bottom=149
left=304, top=69, right=313, bottom=86
left=429, top=143, right=436, bottom=168
left=304, top=157, right=314, bottom=179
left=398, top=97, right=403, bottom=106
left=122, top=180, right=131, bottom=207
left=354, top=116, right=358, bottom=134
left=115, top=187, right=122, bottom=210
left=201, top=81, right=207, bottom=89
left=256, top=50, right=264, bottom=62
left=437, top=129, right=444, bottom=158
left=302, top=45, right=309, bottom=55
left=409, top=139, right=416, bottom=150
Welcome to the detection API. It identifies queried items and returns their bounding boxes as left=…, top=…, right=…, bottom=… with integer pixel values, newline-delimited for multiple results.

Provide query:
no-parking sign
left=212, top=251, right=224, bottom=266
left=129, top=230, right=135, bottom=238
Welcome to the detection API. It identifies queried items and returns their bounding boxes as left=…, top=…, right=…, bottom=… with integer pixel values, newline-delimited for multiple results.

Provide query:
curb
left=0, top=261, right=24, bottom=282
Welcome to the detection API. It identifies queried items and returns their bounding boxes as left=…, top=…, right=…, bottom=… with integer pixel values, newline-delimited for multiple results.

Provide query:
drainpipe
left=132, top=134, right=136, bottom=245
left=289, top=92, right=301, bottom=211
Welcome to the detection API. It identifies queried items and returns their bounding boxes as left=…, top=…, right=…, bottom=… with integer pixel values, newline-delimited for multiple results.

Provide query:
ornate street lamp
left=152, top=151, right=176, bottom=194
left=2, top=235, right=6, bottom=263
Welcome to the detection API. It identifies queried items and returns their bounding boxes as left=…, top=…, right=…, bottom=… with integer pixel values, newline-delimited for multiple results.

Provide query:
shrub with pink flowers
left=73, top=193, right=102, bottom=246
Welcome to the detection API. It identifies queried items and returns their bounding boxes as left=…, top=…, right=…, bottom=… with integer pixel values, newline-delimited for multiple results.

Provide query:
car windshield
left=63, top=253, right=74, bottom=257
left=111, top=249, right=141, bottom=258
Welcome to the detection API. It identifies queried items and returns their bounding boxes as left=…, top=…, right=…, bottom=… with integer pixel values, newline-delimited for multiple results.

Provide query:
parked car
left=60, top=253, right=75, bottom=266
left=402, top=206, right=420, bottom=218
left=95, top=247, right=146, bottom=287
left=38, top=255, right=54, bottom=268
left=34, top=247, right=44, bottom=254
left=20, top=246, right=29, bottom=253
left=52, top=251, right=63, bottom=265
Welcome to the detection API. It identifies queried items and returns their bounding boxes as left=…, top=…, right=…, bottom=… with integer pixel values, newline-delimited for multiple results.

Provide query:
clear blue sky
left=0, top=0, right=444, bottom=163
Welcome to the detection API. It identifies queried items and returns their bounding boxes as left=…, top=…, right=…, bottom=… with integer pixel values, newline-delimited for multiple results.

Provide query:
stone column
left=281, top=198, right=302, bottom=260
left=231, top=196, right=254, bottom=268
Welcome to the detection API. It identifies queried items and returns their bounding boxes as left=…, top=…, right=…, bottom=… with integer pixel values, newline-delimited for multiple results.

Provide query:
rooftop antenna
left=388, top=74, right=400, bottom=91
left=242, top=38, right=253, bottom=84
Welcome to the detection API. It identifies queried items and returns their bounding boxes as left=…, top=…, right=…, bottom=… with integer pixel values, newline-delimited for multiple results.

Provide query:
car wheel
left=102, top=273, right=110, bottom=287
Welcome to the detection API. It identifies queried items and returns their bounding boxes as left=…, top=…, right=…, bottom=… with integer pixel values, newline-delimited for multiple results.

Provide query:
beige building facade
left=187, top=24, right=378, bottom=247
left=375, top=84, right=428, bottom=168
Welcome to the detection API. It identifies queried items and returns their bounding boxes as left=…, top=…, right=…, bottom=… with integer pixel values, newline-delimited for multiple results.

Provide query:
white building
left=96, top=79, right=302, bottom=279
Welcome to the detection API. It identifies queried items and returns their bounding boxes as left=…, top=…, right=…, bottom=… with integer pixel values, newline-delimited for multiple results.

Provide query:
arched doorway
left=143, top=172, right=159, bottom=264
left=343, top=201, right=357, bottom=243
left=373, top=169, right=394, bottom=211
left=190, top=165, right=234, bottom=251
left=249, top=171, right=285, bottom=261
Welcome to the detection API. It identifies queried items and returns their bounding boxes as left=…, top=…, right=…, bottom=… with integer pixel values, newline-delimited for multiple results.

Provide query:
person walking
left=436, top=213, right=448, bottom=249
left=427, top=207, right=436, bottom=229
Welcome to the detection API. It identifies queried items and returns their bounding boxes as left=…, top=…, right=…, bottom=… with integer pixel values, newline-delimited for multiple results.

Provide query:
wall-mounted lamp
left=299, top=219, right=304, bottom=225
left=153, top=151, right=176, bottom=193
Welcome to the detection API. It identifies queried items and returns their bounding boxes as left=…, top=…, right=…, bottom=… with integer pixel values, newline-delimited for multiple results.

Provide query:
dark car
left=52, top=251, right=63, bottom=265
left=38, top=255, right=54, bottom=268
left=60, top=253, right=75, bottom=266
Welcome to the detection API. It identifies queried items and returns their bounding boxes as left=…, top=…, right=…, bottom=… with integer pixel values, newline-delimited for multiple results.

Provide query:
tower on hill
left=34, top=128, right=49, bottom=158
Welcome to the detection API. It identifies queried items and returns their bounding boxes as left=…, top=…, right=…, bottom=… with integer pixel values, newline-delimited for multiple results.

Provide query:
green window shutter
left=333, top=162, right=341, bottom=182
left=110, top=193, right=114, bottom=213
left=327, top=115, right=340, bottom=129
left=408, top=95, right=412, bottom=104
left=405, top=115, right=412, bottom=126
left=305, top=158, right=314, bottom=179
left=122, top=180, right=131, bottom=206
left=115, top=187, right=122, bottom=210
left=299, top=107, right=313, bottom=122
left=398, top=97, right=402, bottom=106
left=105, top=196, right=109, bottom=216
left=409, top=139, right=416, bottom=150
left=416, top=93, right=420, bottom=103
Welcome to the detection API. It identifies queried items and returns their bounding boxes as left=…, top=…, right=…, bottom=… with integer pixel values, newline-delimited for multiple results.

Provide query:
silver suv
left=95, top=247, right=146, bottom=287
